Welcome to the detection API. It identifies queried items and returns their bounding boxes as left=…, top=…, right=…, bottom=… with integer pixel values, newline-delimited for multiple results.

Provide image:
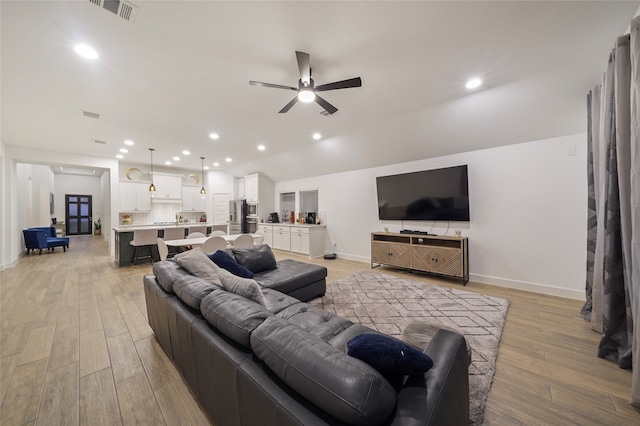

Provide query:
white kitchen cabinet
left=182, top=186, right=206, bottom=211
left=258, top=224, right=273, bottom=247
left=272, top=225, right=291, bottom=251
left=120, top=181, right=151, bottom=212
left=290, top=226, right=310, bottom=254
left=153, top=173, right=182, bottom=199
left=244, top=174, right=259, bottom=202
left=237, top=178, right=246, bottom=199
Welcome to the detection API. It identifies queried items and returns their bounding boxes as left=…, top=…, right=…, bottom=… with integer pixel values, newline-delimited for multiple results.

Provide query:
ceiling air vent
left=93, top=139, right=107, bottom=145
left=88, top=0, right=138, bottom=23
left=82, top=110, right=100, bottom=119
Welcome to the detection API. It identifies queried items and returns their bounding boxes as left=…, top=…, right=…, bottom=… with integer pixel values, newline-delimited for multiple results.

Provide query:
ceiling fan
left=249, top=51, right=362, bottom=115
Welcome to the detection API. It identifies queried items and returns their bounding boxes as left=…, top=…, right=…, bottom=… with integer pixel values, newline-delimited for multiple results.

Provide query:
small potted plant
left=94, top=217, right=102, bottom=235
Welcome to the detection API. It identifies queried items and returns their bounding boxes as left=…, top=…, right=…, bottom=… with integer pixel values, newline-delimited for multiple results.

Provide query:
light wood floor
left=1, top=236, right=638, bottom=425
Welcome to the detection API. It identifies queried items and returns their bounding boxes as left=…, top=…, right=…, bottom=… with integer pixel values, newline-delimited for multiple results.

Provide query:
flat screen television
left=376, top=165, right=470, bottom=221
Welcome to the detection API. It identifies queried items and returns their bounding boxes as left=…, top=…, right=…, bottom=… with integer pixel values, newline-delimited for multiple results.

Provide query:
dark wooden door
left=65, top=194, right=92, bottom=235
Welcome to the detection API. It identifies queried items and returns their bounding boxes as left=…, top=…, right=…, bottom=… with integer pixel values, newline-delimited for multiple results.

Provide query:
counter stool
left=130, top=229, right=158, bottom=265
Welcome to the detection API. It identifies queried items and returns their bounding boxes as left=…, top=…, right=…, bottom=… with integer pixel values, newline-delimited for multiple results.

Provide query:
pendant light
left=200, top=156, right=206, bottom=195
left=148, top=148, right=156, bottom=193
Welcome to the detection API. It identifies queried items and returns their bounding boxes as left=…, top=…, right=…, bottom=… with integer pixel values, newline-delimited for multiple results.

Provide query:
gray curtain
left=583, top=16, right=640, bottom=408
left=629, top=15, right=640, bottom=410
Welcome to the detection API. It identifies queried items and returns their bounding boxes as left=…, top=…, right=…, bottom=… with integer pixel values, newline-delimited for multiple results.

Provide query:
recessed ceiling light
left=124, top=140, right=134, bottom=146
left=182, top=150, right=190, bottom=155
left=465, top=78, right=482, bottom=89
left=116, top=154, right=123, bottom=159
left=119, top=148, right=128, bottom=153
left=258, top=145, right=266, bottom=151
left=173, top=157, right=180, bottom=161
left=74, top=44, right=98, bottom=60
left=209, top=133, right=219, bottom=140
left=225, top=158, right=232, bottom=163
left=165, top=161, right=172, bottom=165
left=312, top=133, right=322, bottom=140
left=204, top=166, right=210, bottom=170
left=213, top=162, right=220, bottom=167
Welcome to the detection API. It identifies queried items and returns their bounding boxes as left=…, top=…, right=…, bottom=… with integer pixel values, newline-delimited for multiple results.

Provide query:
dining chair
left=201, top=236, right=227, bottom=254
left=157, top=238, right=169, bottom=261
left=130, top=229, right=159, bottom=264
left=253, top=229, right=266, bottom=245
left=210, top=229, right=227, bottom=237
left=187, top=232, right=206, bottom=239
left=233, top=233, right=254, bottom=248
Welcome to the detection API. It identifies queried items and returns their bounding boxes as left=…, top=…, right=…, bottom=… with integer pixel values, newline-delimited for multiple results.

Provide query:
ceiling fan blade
left=314, top=94, right=338, bottom=115
left=249, top=81, right=297, bottom=91
left=279, top=97, right=299, bottom=113
left=295, top=51, right=311, bottom=86
left=315, top=77, right=362, bottom=92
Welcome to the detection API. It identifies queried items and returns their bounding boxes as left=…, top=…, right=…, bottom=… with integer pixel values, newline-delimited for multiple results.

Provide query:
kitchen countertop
left=260, top=223, right=325, bottom=228
left=113, top=223, right=226, bottom=232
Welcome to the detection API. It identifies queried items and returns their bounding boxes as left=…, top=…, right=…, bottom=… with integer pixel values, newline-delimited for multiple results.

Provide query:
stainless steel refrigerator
left=229, top=199, right=247, bottom=234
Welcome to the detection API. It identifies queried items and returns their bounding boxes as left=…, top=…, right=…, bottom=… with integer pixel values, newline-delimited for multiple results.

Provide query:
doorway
left=65, top=194, right=92, bottom=235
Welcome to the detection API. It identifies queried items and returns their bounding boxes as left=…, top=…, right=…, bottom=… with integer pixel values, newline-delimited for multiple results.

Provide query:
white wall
left=275, top=133, right=587, bottom=300
left=2, top=144, right=120, bottom=266
left=54, top=173, right=104, bottom=230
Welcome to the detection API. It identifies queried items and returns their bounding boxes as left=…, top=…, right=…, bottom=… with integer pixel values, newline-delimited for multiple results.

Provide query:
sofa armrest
left=391, top=329, right=469, bottom=426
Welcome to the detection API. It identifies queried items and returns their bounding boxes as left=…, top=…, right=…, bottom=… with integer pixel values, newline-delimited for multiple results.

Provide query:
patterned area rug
left=308, top=271, right=510, bottom=426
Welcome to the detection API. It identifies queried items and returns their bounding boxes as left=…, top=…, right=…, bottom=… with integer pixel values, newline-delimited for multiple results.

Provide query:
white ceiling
left=2, top=1, right=638, bottom=182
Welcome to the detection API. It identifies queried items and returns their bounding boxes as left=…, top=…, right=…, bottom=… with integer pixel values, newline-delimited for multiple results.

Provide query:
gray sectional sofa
left=143, top=244, right=469, bottom=426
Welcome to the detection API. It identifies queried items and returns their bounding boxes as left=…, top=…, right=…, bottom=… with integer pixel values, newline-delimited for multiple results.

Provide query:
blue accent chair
left=23, top=226, right=70, bottom=255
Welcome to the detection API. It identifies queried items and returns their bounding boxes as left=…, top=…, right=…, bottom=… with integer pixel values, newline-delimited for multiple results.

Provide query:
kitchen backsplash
left=119, top=203, right=205, bottom=225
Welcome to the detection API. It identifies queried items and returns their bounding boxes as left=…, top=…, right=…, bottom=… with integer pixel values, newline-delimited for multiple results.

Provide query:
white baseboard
left=470, top=273, right=586, bottom=301
left=334, top=252, right=370, bottom=264
left=1, top=257, right=19, bottom=271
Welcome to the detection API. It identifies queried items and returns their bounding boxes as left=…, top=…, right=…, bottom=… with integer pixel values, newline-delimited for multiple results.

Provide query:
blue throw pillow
left=347, top=334, right=433, bottom=378
left=208, top=250, right=254, bottom=279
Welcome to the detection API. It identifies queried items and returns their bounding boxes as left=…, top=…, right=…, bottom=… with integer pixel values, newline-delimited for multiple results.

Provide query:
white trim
left=469, top=273, right=586, bottom=301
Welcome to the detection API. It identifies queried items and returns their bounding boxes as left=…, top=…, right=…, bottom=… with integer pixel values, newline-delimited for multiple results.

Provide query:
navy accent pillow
left=347, top=334, right=433, bottom=378
left=208, top=250, right=254, bottom=279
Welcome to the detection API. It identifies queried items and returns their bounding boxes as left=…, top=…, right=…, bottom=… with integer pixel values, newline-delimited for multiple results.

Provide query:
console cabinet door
left=371, top=241, right=411, bottom=268
left=412, top=246, right=463, bottom=277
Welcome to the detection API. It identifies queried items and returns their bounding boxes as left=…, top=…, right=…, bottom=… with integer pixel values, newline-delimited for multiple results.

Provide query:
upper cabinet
left=120, top=181, right=152, bottom=212
left=244, top=174, right=259, bottom=202
left=236, top=173, right=274, bottom=221
left=152, top=173, right=182, bottom=199
left=182, top=186, right=206, bottom=211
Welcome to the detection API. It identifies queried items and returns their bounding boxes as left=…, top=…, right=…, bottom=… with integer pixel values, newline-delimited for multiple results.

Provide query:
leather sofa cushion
left=232, top=244, right=277, bottom=273
left=254, top=259, right=327, bottom=294
left=276, top=303, right=354, bottom=342
left=152, top=260, right=185, bottom=294
left=173, top=273, right=222, bottom=310
left=201, top=290, right=273, bottom=348
left=251, top=316, right=397, bottom=426
left=261, top=288, right=301, bottom=314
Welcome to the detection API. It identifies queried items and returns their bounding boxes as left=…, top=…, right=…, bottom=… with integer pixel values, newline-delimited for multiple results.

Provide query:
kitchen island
left=113, top=223, right=227, bottom=267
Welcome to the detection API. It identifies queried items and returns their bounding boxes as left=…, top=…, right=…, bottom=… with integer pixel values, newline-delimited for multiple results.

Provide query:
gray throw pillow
left=174, top=248, right=222, bottom=285
left=216, top=265, right=267, bottom=306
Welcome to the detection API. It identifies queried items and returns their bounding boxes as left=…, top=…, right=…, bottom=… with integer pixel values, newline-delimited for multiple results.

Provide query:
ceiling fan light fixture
left=298, top=90, right=315, bottom=103
left=465, top=78, right=482, bottom=89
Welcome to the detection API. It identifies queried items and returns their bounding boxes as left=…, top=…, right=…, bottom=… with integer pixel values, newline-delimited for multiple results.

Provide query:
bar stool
left=129, top=229, right=158, bottom=265
left=189, top=225, right=207, bottom=236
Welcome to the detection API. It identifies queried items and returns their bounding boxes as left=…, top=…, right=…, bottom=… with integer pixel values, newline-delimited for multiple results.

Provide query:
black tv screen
left=376, top=165, right=470, bottom=221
